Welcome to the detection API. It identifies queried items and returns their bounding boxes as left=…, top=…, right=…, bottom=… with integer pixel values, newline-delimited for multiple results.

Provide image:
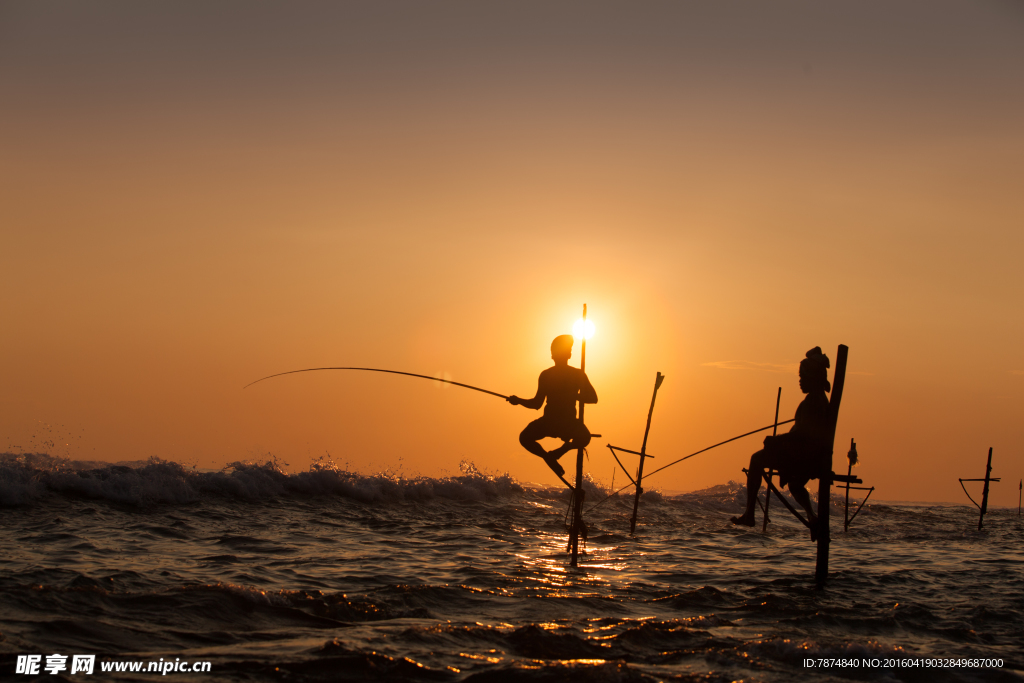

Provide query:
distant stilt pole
left=958, top=450, right=1000, bottom=525
left=630, top=372, right=665, bottom=535
left=1018, top=479, right=1021, bottom=517
left=569, top=304, right=588, bottom=567
left=979, top=447, right=993, bottom=531
left=816, top=344, right=848, bottom=586
left=762, top=387, right=781, bottom=533
left=844, top=438, right=857, bottom=532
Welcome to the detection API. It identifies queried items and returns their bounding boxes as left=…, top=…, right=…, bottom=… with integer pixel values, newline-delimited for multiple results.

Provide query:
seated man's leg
left=549, top=419, right=591, bottom=458
left=519, top=418, right=551, bottom=458
left=731, top=449, right=768, bottom=526
left=787, top=482, right=818, bottom=525
left=520, top=418, right=568, bottom=476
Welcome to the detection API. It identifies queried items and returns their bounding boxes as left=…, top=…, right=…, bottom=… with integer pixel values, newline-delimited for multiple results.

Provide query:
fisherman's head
left=550, top=334, right=574, bottom=364
left=799, top=347, right=831, bottom=394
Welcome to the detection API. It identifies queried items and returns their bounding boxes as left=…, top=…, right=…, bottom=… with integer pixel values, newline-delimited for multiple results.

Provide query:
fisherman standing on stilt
left=508, top=335, right=597, bottom=477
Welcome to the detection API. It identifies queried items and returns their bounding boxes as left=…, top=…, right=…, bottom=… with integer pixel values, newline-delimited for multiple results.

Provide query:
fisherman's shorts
left=761, top=433, right=826, bottom=489
left=520, top=416, right=591, bottom=446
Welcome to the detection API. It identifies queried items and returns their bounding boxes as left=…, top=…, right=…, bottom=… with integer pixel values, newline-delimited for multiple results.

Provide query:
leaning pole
left=569, top=304, right=588, bottom=567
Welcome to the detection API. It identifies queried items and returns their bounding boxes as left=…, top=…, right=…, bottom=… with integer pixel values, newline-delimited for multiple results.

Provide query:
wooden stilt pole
left=630, top=372, right=665, bottom=535
left=816, top=344, right=848, bottom=586
left=844, top=438, right=857, bottom=532
left=762, top=387, right=781, bottom=533
left=569, top=304, right=588, bottom=567
left=979, top=447, right=993, bottom=531
left=1018, top=479, right=1021, bottom=517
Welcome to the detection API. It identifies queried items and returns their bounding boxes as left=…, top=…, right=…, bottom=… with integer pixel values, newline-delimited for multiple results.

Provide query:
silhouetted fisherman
left=507, top=335, right=597, bottom=477
left=731, top=347, right=832, bottom=531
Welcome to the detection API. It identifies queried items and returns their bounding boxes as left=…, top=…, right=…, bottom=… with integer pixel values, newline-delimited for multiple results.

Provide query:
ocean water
left=1, top=454, right=1021, bottom=682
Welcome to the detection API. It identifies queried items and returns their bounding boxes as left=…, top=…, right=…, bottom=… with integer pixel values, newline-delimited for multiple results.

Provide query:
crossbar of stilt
left=607, top=445, right=637, bottom=486
left=761, top=473, right=811, bottom=528
left=958, top=447, right=999, bottom=530
left=846, top=487, right=874, bottom=527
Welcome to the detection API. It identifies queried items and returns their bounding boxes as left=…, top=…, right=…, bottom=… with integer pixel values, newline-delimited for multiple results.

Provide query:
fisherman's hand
left=507, top=395, right=522, bottom=406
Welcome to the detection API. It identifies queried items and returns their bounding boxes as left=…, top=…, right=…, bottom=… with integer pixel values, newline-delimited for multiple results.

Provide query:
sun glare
left=573, top=318, right=595, bottom=341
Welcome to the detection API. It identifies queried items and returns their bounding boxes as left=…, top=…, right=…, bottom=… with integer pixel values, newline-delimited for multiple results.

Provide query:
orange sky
left=2, top=2, right=1022, bottom=505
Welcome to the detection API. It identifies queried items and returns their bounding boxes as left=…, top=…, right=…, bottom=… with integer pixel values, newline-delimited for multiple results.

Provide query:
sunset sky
left=2, top=2, right=1022, bottom=506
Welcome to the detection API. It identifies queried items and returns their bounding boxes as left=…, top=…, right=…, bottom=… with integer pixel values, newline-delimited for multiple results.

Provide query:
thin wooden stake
left=979, top=447, right=993, bottom=531
left=569, top=304, right=588, bottom=567
left=630, top=372, right=665, bottom=535
left=1018, top=479, right=1021, bottom=517
left=762, top=387, right=781, bottom=533
left=844, top=438, right=857, bottom=532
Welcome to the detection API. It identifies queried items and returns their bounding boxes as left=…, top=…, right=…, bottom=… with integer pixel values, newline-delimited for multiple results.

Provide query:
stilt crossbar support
left=959, top=448, right=999, bottom=531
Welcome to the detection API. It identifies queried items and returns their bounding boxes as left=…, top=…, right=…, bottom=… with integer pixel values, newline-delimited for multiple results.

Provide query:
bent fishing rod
left=245, top=366, right=583, bottom=491
left=243, top=366, right=509, bottom=399
left=585, top=418, right=795, bottom=514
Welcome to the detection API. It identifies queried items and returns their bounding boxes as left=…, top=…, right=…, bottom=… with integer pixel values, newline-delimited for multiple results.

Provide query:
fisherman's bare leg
left=519, top=427, right=550, bottom=458
left=519, top=419, right=566, bottom=476
left=548, top=420, right=591, bottom=459
left=731, top=450, right=767, bottom=526
left=788, top=483, right=818, bottom=526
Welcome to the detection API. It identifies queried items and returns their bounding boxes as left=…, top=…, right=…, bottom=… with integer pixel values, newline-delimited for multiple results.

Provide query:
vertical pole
left=844, top=438, right=855, bottom=532
left=630, top=372, right=665, bottom=534
left=762, top=387, right=782, bottom=533
left=569, top=304, right=587, bottom=567
left=816, top=344, right=847, bottom=586
left=979, top=447, right=993, bottom=531
left=1018, top=479, right=1021, bottom=517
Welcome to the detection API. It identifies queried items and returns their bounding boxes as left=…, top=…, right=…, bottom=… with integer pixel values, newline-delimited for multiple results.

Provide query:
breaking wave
left=0, top=453, right=526, bottom=507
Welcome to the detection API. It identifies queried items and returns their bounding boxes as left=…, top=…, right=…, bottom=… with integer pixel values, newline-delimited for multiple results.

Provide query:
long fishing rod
left=245, top=366, right=581, bottom=493
left=585, top=418, right=795, bottom=514
left=243, top=367, right=509, bottom=399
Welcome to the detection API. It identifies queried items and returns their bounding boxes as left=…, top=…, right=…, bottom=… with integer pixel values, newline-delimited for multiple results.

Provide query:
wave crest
left=0, top=453, right=523, bottom=508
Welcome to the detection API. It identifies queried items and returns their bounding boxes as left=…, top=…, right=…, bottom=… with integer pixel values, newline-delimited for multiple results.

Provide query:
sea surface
left=1, top=454, right=1022, bottom=682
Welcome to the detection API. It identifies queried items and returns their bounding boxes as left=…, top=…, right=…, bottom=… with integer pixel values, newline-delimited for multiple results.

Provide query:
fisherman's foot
left=549, top=443, right=573, bottom=459
left=730, top=513, right=755, bottom=527
left=542, top=454, right=565, bottom=477
left=807, top=514, right=819, bottom=541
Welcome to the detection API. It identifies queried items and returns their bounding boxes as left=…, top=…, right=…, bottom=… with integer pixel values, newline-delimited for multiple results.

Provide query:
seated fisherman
left=731, top=347, right=832, bottom=529
left=507, top=334, right=598, bottom=477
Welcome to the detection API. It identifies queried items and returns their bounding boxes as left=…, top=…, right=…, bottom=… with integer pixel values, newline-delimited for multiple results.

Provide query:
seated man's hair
left=551, top=334, right=575, bottom=355
left=799, top=346, right=831, bottom=392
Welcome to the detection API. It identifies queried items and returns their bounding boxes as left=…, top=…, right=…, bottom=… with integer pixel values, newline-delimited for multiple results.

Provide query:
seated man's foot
left=807, top=513, right=819, bottom=541
left=548, top=442, right=573, bottom=459
left=730, top=512, right=755, bottom=527
left=541, top=454, right=565, bottom=477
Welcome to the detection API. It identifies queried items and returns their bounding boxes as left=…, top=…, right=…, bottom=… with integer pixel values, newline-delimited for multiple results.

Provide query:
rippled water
left=1, top=455, right=1022, bottom=681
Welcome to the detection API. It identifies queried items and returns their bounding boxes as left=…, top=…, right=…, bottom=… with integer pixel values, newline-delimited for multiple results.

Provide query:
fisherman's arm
left=508, top=376, right=546, bottom=410
left=580, top=373, right=598, bottom=404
